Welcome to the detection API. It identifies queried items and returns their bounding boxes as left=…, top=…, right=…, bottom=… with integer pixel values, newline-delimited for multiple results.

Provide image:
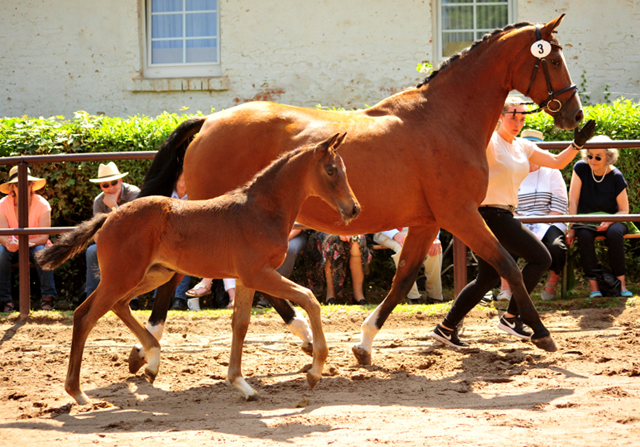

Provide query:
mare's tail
left=35, top=214, right=109, bottom=270
left=139, top=117, right=206, bottom=198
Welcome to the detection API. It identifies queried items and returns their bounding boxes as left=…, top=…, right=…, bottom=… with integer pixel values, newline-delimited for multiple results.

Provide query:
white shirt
left=516, top=166, right=568, bottom=236
left=482, top=132, right=536, bottom=208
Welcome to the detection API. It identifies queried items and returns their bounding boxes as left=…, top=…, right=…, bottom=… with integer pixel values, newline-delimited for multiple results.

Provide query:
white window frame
left=143, top=0, right=221, bottom=79
left=434, top=0, right=516, bottom=62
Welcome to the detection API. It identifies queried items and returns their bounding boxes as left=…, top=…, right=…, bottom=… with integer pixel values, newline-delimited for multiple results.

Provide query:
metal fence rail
left=0, top=152, right=156, bottom=319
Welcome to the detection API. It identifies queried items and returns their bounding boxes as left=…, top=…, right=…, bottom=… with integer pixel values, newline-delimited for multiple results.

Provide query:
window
left=437, top=0, right=515, bottom=59
left=145, top=0, right=221, bottom=78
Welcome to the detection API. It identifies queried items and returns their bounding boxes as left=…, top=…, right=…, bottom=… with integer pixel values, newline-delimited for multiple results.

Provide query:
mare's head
left=309, top=133, right=360, bottom=224
left=513, top=14, right=583, bottom=130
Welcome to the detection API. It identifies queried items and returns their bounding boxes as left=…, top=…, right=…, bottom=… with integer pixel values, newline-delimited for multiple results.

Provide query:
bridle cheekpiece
left=523, top=24, right=577, bottom=115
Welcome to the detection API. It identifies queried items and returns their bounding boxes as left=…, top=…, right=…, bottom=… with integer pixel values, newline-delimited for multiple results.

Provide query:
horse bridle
left=523, top=25, right=577, bottom=115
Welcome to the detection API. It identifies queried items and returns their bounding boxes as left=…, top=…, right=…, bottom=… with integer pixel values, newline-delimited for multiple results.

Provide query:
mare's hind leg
left=353, top=225, right=436, bottom=365
left=446, top=209, right=556, bottom=352
left=112, top=299, right=162, bottom=383
left=129, top=272, right=184, bottom=374
left=65, top=286, right=127, bottom=405
left=126, top=267, right=179, bottom=373
left=263, top=294, right=313, bottom=356
left=227, top=281, right=259, bottom=400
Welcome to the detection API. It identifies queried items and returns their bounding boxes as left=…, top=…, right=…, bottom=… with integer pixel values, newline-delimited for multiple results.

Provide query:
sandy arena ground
left=1, top=304, right=639, bottom=446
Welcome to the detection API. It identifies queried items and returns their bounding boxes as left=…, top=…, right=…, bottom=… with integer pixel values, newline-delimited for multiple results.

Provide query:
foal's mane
left=416, top=21, right=533, bottom=88
left=226, top=145, right=313, bottom=198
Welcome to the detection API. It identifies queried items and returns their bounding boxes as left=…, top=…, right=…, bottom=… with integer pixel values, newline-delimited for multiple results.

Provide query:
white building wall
left=1, top=0, right=638, bottom=119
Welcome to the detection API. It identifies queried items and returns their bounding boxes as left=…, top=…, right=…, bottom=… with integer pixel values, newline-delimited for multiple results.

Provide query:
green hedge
left=1, top=100, right=639, bottom=304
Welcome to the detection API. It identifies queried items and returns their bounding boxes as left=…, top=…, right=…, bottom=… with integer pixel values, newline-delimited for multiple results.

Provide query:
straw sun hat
left=0, top=166, right=47, bottom=195
left=89, top=162, right=129, bottom=183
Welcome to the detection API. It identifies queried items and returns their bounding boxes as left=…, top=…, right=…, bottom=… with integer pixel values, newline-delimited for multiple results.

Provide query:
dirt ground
left=1, top=304, right=639, bottom=447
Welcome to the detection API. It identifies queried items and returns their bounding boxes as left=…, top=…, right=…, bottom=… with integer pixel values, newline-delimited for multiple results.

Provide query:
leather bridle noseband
left=522, top=25, right=577, bottom=115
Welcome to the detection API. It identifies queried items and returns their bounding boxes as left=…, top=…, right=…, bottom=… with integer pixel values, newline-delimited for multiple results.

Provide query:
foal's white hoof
left=231, top=377, right=259, bottom=401
left=72, top=391, right=92, bottom=406
left=352, top=345, right=372, bottom=366
left=144, top=368, right=157, bottom=384
left=128, top=344, right=147, bottom=374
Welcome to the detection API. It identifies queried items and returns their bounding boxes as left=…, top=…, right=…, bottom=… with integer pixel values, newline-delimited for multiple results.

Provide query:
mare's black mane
left=416, top=21, right=533, bottom=88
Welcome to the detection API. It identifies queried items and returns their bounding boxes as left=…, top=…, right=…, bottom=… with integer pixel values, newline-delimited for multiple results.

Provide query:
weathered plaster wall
left=1, top=0, right=432, bottom=118
left=519, top=0, right=640, bottom=104
left=1, top=0, right=638, bottom=118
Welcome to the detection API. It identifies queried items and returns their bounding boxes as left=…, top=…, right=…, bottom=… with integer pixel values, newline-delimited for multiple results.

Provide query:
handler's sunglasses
left=587, top=154, right=602, bottom=161
left=100, top=180, right=119, bottom=189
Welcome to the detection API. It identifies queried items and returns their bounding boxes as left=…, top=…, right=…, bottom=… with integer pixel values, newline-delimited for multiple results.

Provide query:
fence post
left=453, top=236, right=467, bottom=297
left=17, top=162, right=31, bottom=320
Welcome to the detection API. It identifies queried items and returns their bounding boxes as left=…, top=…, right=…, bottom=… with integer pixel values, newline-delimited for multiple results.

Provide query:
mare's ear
left=328, top=132, right=347, bottom=153
left=541, top=14, right=565, bottom=38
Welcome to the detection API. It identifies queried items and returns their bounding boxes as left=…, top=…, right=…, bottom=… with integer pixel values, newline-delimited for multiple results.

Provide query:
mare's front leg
left=128, top=272, right=184, bottom=373
left=227, top=281, right=259, bottom=400
left=353, top=226, right=436, bottom=365
left=65, top=286, right=124, bottom=405
left=263, top=294, right=313, bottom=356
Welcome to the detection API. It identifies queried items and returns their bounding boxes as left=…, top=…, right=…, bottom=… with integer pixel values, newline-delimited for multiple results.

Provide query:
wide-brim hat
left=89, top=162, right=128, bottom=183
left=521, top=129, right=544, bottom=142
left=0, top=166, right=46, bottom=195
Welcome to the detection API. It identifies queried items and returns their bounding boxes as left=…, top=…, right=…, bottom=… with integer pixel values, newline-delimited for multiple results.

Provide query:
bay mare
left=141, top=15, right=583, bottom=366
left=36, top=133, right=360, bottom=403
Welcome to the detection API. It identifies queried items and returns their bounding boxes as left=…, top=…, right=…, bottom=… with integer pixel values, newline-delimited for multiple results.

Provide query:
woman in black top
left=567, top=135, right=632, bottom=298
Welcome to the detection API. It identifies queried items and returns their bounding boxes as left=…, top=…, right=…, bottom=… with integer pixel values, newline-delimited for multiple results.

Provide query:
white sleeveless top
left=481, top=132, right=536, bottom=208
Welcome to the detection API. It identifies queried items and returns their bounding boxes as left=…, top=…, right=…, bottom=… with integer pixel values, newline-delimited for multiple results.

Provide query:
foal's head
left=310, top=133, right=360, bottom=224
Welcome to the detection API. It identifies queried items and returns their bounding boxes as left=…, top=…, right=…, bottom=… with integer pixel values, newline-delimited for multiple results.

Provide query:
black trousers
left=540, top=225, right=567, bottom=276
left=443, top=207, right=551, bottom=329
left=575, top=222, right=627, bottom=278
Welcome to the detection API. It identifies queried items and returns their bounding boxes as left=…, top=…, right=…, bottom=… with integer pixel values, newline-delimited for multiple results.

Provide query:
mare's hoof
left=531, top=334, right=558, bottom=352
left=245, top=393, right=259, bottom=402
left=144, top=369, right=157, bottom=384
left=301, top=342, right=314, bottom=357
left=306, top=371, right=321, bottom=389
left=128, top=346, right=147, bottom=374
left=351, top=345, right=371, bottom=366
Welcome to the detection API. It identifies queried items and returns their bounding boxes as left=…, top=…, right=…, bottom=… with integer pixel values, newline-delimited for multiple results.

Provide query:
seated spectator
left=373, top=228, right=444, bottom=304
left=0, top=166, right=58, bottom=311
left=497, top=129, right=568, bottom=301
left=305, top=232, right=371, bottom=305
left=181, top=277, right=235, bottom=310
left=566, top=135, right=633, bottom=298
left=85, top=162, right=140, bottom=308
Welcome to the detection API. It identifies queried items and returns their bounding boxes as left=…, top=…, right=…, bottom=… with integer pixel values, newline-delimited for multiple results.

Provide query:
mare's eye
left=551, top=59, right=561, bottom=67
left=325, top=166, right=335, bottom=176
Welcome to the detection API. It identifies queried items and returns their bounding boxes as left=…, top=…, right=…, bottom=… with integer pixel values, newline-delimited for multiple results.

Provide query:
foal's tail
left=139, top=117, right=206, bottom=198
left=35, top=214, right=109, bottom=270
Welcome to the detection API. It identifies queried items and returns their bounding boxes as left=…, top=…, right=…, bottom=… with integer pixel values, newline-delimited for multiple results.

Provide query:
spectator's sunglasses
left=100, top=180, right=119, bottom=189
left=587, top=154, right=602, bottom=161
